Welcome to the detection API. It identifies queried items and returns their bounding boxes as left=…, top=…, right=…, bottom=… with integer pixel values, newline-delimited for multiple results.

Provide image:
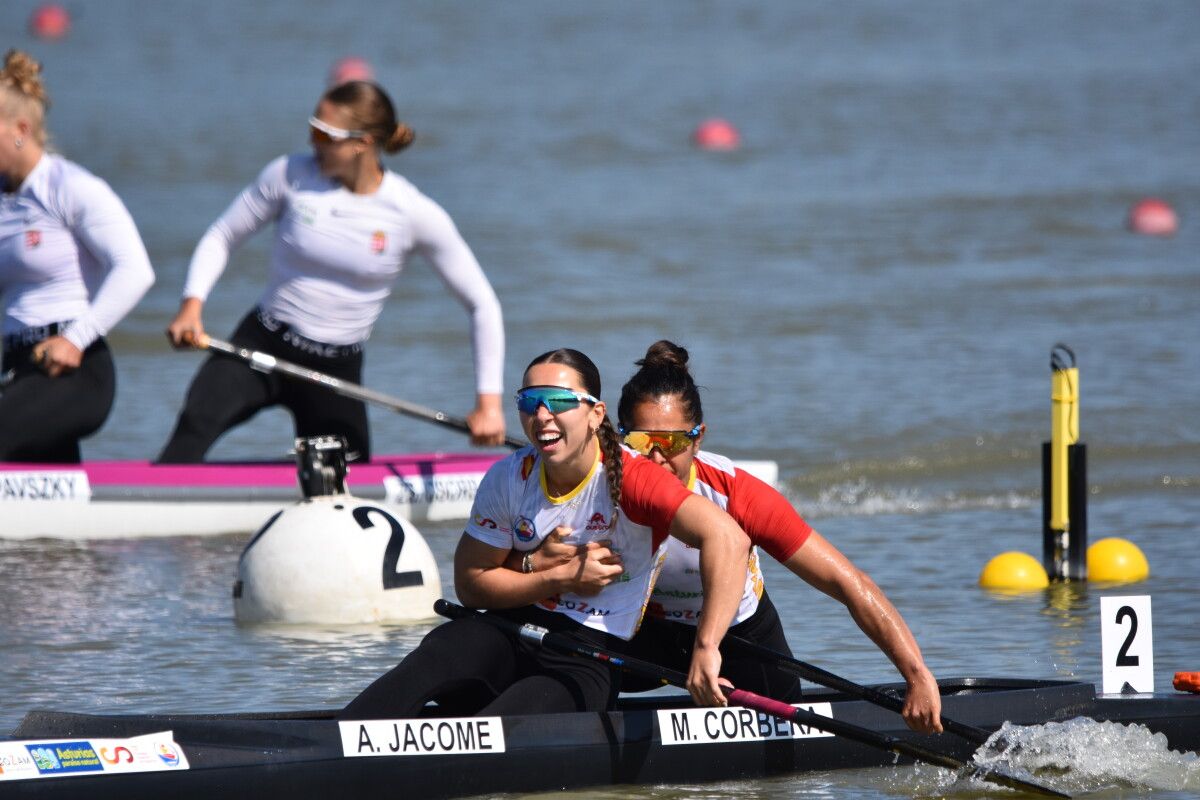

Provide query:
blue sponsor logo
left=26, top=741, right=103, bottom=774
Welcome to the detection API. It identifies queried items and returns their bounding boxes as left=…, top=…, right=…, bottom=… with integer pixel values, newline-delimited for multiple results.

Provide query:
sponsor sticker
left=0, top=732, right=188, bottom=783
left=339, top=717, right=506, bottom=757
left=383, top=475, right=482, bottom=507
left=0, top=471, right=91, bottom=503
left=657, top=703, right=835, bottom=745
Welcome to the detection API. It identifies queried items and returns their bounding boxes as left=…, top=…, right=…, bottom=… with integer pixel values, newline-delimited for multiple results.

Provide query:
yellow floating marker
left=1087, top=537, right=1150, bottom=583
left=980, top=551, right=1049, bottom=591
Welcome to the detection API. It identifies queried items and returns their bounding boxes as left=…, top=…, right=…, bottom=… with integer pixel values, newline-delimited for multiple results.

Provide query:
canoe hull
left=4, top=678, right=1198, bottom=798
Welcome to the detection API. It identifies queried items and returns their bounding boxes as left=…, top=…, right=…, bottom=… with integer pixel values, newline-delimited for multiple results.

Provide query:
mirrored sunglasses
left=515, top=385, right=600, bottom=415
left=308, top=115, right=365, bottom=145
left=619, top=424, right=702, bottom=457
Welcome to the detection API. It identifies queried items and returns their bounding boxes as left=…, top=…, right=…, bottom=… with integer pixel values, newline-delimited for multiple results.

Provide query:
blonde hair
left=0, top=50, right=48, bottom=146
left=323, top=80, right=414, bottom=154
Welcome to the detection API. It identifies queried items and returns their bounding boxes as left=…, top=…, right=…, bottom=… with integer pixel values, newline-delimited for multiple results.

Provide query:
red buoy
left=693, top=118, right=741, bottom=151
left=1128, top=197, right=1178, bottom=236
left=29, top=4, right=71, bottom=41
left=328, top=57, right=374, bottom=88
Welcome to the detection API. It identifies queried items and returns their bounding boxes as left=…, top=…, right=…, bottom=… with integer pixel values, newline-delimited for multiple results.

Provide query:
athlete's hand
left=31, top=336, right=82, bottom=378
left=901, top=668, right=943, bottom=734
left=166, top=297, right=206, bottom=349
left=686, top=643, right=728, bottom=708
left=467, top=393, right=506, bottom=446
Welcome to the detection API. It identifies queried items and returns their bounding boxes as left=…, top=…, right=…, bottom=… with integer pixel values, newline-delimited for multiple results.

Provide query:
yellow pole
left=1050, top=366, right=1078, bottom=531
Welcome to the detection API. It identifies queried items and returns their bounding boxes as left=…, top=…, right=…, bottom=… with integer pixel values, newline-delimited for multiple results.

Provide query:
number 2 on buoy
left=353, top=506, right=425, bottom=590
left=1101, top=595, right=1154, bottom=694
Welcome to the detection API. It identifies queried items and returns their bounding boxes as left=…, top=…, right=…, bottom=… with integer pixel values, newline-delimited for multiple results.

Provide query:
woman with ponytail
left=159, top=79, right=505, bottom=461
left=575, top=340, right=941, bottom=734
left=341, top=348, right=752, bottom=718
left=0, top=50, right=154, bottom=462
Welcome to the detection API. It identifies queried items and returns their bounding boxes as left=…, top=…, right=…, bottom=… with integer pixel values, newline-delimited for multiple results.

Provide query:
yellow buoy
left=1087, top=537, right=1150, bottom=583
left=979, top=551, right=1049, bottom=591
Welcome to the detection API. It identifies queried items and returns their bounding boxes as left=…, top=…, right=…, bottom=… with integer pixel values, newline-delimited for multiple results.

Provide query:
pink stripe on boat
left=0, top=453, right=505, bottom=487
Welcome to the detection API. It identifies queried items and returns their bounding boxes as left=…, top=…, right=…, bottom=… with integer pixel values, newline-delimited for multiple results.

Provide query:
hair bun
left=637, top=340, right=690, bottom=373
left=1, top=49, right=48, bottom=106
left=384, top=122, right=415, bottom=154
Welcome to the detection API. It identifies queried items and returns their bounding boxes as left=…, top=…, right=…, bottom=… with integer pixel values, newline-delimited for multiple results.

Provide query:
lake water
left=1, top=1, right=1198, bottom=797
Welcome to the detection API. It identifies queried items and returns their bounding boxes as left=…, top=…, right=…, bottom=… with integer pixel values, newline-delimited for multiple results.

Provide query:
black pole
left=1066, top=443, right=1088, bottom=580
left=1042, top=441, right=1057, bottom=578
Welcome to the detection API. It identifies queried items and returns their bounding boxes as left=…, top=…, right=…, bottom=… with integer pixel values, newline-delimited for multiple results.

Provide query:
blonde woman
left=0, top=50, right=154, bottom=462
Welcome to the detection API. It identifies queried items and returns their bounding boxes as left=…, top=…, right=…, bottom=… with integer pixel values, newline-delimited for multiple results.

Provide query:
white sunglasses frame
left=308, top=116, right=366, bottom=141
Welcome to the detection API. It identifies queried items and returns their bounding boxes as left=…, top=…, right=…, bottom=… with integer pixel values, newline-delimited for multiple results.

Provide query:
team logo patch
left=585, top=512, right=609, bottom=531
left=157, top=743, right=181, bottom=766
left=371, top=230, right=386, bottom=254
left=25, top=230, right=41, bottom=249
left=514, top=516, right=536, bottom=542
left=473, top=514, right=497, bottom=529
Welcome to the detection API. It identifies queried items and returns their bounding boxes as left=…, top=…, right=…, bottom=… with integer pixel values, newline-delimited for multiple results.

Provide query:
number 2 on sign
left=1100, top=595, right=1153, bottom=694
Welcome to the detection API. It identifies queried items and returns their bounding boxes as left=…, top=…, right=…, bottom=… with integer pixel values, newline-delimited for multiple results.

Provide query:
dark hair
left=524, top=349, right=622, bottom=514
left=323, top=80, right=415, bottom=154
left=617, top=340, right=703, bottom=430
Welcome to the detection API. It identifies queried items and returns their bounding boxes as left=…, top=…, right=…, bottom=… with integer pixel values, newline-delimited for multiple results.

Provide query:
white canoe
left=0, top=455, right=778, bottom=540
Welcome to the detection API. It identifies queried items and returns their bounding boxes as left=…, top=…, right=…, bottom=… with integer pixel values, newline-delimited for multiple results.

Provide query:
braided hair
left=524, top=349, right=623, bottom=517
left=617, top=340, right=703, bottom=430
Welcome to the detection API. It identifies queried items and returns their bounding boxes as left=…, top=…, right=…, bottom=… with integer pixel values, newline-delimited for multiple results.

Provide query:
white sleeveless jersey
left=649, top=450, right=812, bottom=626
left=465, top=446, right=692, bottom=640
left=182, top=154, right=504, bottom=394
left=0, top=154, right=154, bottom=349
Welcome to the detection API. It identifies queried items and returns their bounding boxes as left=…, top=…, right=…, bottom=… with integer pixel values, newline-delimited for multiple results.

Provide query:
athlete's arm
left=667, top=494, right=752, bottom=708
left=454, top=532, right=622, bottom=608
left=170, top=157, right=287, bottom=346
left=60, top=173, right=155, bottom=353
left=410, top=193, right=505, bottom=445
left=783, top=531, right=943, bottom=734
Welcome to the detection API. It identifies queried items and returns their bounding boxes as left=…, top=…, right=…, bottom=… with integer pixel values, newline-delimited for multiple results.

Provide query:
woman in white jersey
left=527, top=341, right=944, bottom=734
left=340, top=348, right=751, bottom=718
left=0, top=50, right=154, bottom=462
left=158, top=80, right=504, bottom=462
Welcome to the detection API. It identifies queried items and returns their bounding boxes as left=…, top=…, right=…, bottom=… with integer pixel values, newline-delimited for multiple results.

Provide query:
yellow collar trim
left=540, top=442, right=601, bottom=505
left=685, top=462, right=697, bottom=492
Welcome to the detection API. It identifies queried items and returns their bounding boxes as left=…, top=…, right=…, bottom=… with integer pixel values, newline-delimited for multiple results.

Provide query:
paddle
left=197, top=335, right=526, bottom=449
left=433, top=601, right=1069, bottom=798
left=725, top=633, right=991, bottom=746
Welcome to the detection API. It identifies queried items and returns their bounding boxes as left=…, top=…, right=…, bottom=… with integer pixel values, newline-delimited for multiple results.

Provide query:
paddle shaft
left=200, top=336, right=525, bottom=449
left=727, top=633, right=990, bottom=746
left=433, top=601, right=1068, bottom=799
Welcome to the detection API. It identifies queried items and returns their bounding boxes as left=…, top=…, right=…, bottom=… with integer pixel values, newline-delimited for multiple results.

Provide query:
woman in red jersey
left=525, top=340, right=944, bottom=735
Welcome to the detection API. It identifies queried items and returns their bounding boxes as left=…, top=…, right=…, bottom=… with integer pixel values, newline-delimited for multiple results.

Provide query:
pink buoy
left=1128, top=197, right=1178, bottom=236
left=29, top=4, right=70, bottom=41
left=328, top=56, right=374, bottom=88
left=693, top=118, right=741, bottom=151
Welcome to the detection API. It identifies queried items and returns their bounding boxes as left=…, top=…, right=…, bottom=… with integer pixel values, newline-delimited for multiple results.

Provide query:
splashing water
left=973, top=717, right=1200, bottom=794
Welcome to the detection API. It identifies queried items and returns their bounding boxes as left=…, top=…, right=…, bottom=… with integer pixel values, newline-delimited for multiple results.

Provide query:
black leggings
left=618, top=590, right=802, bottom=700
left=340, top=606, right=620, bottom=719
left=157, top=311, right=370, bottom=463
left=0, top=339, right=115, bottom=463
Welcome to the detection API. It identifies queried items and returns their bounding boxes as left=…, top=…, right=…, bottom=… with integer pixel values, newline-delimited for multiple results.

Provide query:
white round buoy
left=234, top=495, right=442, bottom=624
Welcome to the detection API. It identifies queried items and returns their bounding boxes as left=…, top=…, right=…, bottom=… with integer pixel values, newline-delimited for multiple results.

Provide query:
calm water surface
left=1, top=1, right=1198, bottom=797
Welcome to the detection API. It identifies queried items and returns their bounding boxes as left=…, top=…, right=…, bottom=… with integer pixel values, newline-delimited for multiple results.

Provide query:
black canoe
left=2, top=677, right=1198, bottom=798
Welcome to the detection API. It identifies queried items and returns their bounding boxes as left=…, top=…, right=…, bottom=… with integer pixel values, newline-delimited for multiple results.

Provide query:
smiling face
left=520, top=362, right=606, bottom=476
left=625, top=394, right=705, bottom=484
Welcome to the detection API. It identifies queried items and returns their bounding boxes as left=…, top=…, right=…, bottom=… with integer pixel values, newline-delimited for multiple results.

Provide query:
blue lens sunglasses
left=515, top=385, right=600, bottom=415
